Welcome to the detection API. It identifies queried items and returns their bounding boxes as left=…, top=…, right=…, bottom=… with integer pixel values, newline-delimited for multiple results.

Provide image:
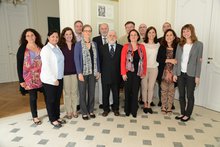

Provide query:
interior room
left=0, top=0, right=220, bottom=147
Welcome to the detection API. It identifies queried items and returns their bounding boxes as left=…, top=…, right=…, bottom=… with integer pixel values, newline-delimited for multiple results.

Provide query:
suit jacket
left=93, top=35, right=104, bottom=56
left=173, top=41, right=203, bottom=78
left=99, top=43, right=123, bottom=84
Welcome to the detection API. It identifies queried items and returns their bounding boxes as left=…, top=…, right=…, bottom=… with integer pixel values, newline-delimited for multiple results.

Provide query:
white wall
left=31, top=0, right=59, bottom=42
left=91, top=0, right=119, bottom=37
left=118, top=0, right=176, bottom=37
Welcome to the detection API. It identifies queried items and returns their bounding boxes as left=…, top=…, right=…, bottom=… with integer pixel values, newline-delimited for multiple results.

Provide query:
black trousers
left=177, top=73, right=196, bottom=117
left=102, top=83, right=120, bottom=112
left=43, top=79, right=63, bottom=122
left=124, top=71, right=141, bottom=116
left=28, top=88, right=46, bottom=118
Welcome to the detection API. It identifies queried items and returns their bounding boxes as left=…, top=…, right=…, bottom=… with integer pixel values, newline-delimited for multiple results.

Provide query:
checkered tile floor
left=0, top=100, right=220, bottom=147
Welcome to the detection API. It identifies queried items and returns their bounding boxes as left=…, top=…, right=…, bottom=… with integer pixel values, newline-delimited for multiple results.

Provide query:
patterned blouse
left=23, top=48, right=42, bottom=90
left=162, top=48, right=174, bottom=83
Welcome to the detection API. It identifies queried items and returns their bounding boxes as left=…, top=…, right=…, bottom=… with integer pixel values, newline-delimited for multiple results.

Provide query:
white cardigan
left=40, top=42, right=64, bottom=85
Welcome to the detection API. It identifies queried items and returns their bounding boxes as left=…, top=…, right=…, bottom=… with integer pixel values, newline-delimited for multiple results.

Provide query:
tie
left=103, top=37, right=107, bottom=44
left=110, top=45, right=115, bottom=57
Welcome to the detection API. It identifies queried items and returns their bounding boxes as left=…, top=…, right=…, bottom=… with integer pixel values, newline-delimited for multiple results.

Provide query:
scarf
left=81, top=39, right=97, bottom=76
left=126, top=43, right=144, bottom=76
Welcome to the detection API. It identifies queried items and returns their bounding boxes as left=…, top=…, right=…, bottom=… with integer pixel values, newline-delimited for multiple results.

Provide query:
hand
left=122, top=75, right=128, bottom=81
left=78, top=74, right=84, bottom=81
left=20, top=82, right=26, bottom=88
left=195, top=77, right=200, bottom=86
left=54, top=80, right=59, bottom=86
left=96, top=72, right=100, bottom=80
left=173, top=75, right=177, bottom=82
left=140, top=75, right=145, bottom=79
left=166, top=59, right=177, bottom=65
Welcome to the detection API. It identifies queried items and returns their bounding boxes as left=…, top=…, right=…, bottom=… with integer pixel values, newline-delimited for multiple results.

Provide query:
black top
left=89, top=46, right=94, bottom=71
left=133, top=50, right=140, bottom=74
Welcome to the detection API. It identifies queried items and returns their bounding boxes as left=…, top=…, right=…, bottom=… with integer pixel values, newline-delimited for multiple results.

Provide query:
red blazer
left=121, top=43, right=147, bottom=76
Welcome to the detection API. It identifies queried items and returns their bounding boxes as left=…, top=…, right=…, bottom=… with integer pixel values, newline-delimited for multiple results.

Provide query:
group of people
left=16, top=20, right=203, bottom=128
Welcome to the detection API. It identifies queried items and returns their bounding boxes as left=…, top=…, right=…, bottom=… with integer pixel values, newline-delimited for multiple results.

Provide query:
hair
left=59, top=27, right=76, bottom=48
left=82, top=24, right=92, bottom=32
left=179, top=24, right=198, bottom=47
left=19, top=28, right=43, bottom=48
left=45, top=30, right=60, bottom=45
left=74, top=20, right=83, bottom=26
left=161, top=29, right=179, bottom=48
left=127, top=29, right=140, bottom=42
left=124, top=21, right=135, bottom=27
left=144, top=26, right=158, bottom=43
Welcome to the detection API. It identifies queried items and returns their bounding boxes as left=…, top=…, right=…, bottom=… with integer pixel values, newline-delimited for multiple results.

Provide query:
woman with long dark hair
left=17, top=28, right=44, bottom=125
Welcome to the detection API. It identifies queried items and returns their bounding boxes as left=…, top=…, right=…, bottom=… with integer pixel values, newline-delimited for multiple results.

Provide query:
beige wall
left=118, top=0, right=175, bottom=37
left=31, top=0, right=59, bottom=43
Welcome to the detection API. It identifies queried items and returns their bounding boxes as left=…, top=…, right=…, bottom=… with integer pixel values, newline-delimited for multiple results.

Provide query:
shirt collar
left=48, top=42, right=58, bottom=49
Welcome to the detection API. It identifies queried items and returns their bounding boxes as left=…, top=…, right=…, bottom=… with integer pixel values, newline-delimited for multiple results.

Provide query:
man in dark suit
left=99, top=30, right=122, bottom=117
left=93, top=23, right=113, bottom=109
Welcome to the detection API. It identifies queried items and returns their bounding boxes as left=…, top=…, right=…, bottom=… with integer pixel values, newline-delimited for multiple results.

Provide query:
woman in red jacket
left=121, top=29, right=147, bottom=118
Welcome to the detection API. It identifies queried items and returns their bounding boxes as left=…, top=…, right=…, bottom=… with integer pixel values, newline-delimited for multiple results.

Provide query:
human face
left=147, top=29, right=156, bottom=41
left=182, top=28, right=191, bottom=40
left=48, top=32, right=59, bottom=46
left=99, top=24, right=109, bottom=37
left=64, top=30, right=73, bottom=43
left=125, top=23, right=135, bottom=34
left=25, top=31, right=36, bottom=43
left=74, top=22, right=83, bottom=34
left=138, top=24, right=147, bottom=36
left=82, top=26, right=92, bottom=39
left=129, top=31, right=138, bottom=42
left=163, top=23, right=171, bottom=32
left=165, top=31, right=175, bottom=45
left=107, top=31, right=117, bottom=45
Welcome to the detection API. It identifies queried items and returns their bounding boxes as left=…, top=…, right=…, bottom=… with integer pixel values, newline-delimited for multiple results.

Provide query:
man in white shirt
left=74, top=20, right=83, bottom=42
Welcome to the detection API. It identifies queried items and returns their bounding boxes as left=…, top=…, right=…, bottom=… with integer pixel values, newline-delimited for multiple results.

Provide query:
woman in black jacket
left=17, top=28, right=44, bottom=125
left=157, top=29, right=179, bottom=114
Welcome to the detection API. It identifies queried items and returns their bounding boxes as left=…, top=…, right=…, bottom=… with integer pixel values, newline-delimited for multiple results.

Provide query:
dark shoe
left=65, top=115, right=72, bottom=119
left=57, top=119, right=66, bottom=124
left=150, top=102, right=155, bottom=106
left=77, top=105, right=80, bottom=111
left=102, top=111, right=109, bottom=117
left=148, top=108, right=153, bottom=114
left=125, top=113, right=130, bottom=116
left=181, top=116, right=190, bottom=122
left=99, top=104, right=103, bottom=109
left=175, top=115, right=184, bottom=120
left=113, top=111, right=120, bottom=116
left=132, top=114, right=137, bottom=118
left=89, top=113, right=96, bottom=118
left=82, top=115, right=89, bottom=120
left=171, top=104, right=175, bottom=110
left=143, top=108, right=148, bottom=114
left=158, top=101, right=162, bottom=107
left=51, top=121, right=62, bottom=128
left=139, top=100, right=144, bottom=105
left=33, top=119, right=42, bottom=125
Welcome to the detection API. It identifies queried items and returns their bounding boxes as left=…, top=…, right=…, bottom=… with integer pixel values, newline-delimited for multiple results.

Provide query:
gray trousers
left=78, top=74, right=96, bottom=115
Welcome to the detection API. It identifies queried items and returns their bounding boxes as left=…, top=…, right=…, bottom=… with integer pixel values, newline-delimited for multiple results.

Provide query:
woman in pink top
left=17, top=28, right=44, bottom=125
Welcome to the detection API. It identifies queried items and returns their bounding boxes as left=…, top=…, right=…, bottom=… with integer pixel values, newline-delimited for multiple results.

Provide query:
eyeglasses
left=83, top=30, right=92, bottom=33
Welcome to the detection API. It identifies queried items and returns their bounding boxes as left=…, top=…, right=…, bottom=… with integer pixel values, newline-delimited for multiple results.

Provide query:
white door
left=0, top=2, right=29, bottom=83
left=204, top=0, right=220, bottom=112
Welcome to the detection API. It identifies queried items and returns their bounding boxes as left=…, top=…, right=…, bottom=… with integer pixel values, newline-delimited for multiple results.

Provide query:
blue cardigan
left=74, top=41, right=100, bottom=74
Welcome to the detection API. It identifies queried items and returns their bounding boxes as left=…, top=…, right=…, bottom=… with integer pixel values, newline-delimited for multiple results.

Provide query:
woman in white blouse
left=141, top=26, right=160, bottom=114
left=40, top=30, right=65, bottom=128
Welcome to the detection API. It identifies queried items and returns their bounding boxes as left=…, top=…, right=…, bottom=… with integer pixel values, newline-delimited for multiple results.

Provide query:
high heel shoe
left=33, top=118, right=42, bottom=125
left=181, top=116, right=190, bottom=122
left=51, top=121, right=62, bottom=128
left=175, top=115, right=184, bottom=120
